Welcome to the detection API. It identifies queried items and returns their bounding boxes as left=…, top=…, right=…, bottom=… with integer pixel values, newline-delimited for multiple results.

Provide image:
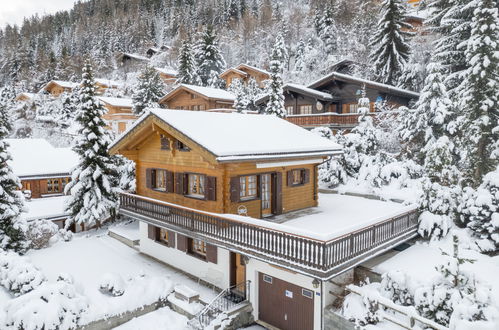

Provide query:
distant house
left=15, top=92, right=36, bottom=102
left=219, top=64, right=270, bottom=88
left=256, top=72, right=419, bottom=131
left=146, top=45, right=171, bottom=58
left=110, top=109, right=419, bottom=330
left=154, top=67, right=177, bottom=86
left=6, top=139, right=79, bottom=229
left=159, top=84, right=235, bottom=111
left=40, top=80, right=79, bottom=97
left=97, top=96, right=136, bottom=134
left=115, top=52, right=150, bottom=71
left=93, top=78, right=123, bottom=94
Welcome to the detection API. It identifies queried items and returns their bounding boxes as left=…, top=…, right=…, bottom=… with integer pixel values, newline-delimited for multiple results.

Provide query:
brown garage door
left=258, top=272, right=314, bottom=330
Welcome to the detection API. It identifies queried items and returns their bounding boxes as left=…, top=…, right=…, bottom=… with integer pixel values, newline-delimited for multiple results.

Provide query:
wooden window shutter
left=175, top=172, right=184, bottom=195
left=206, top=244, right=218, bottom=264
left=147, top=224, right=156, bottom=240
left=206, top=176, right=217, bottom=201
left=273, top=172, right=283, bottom=215
left=230, top=176, right=240, bottom=202
left=303, top=169, right=310, bottom=184
left=166, top=171, right=174, bottom=193
left=176, top=234, right=188, bottom=252
left=146, top=169, right=153, bottom=189
left=286, top=170, right=293, bottom=186
left=168, top=230, right=176, bottom=248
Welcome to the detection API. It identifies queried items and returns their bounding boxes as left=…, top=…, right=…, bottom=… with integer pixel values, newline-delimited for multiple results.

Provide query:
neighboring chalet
left=155, top=67, right=177, bottom=86
left=93, top=78, right=123, bottom=94
left=15, top=92, right=36, bottom=102
left=257, top=72, right=419, bottom=131
left=220, top=64, right=270, bottom=88
left=6, top=139, right=79, bottom=228
left=146, top=45, right=171, bottom=58
left=98, top=96, right=136, bottom=134
left=159, top=84, right=235, bottom=111
left=40, top=80, right=79, bottom=97
left=115, top=52, right=150, bottom=72
left=110, top=109, right=419, bottom=330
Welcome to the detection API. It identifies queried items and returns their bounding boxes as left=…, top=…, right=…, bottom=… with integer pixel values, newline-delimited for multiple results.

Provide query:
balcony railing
left=120, top=193, right=419, bottom=279
left=286, top=112, right=376, bottom=128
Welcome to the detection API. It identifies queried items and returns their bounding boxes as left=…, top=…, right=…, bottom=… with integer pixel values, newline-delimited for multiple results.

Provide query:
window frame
left=289, top=169, right=305, bottom=186
left=151, top=169, right=168, bottom=191
left=157, top=227, right=169, bottom=246
left=187, top=173, right=206, bottom=199
left=299, top=104, right=312, bottom=114
left=176, top=140, right=190, bottom=152
left=189, top=238, right=207, bottom=259
left=160, top=135, right=170, bottom=150
left=286, top=105, right=294, bottom=115
left=239, top=175, right=258, bottom=201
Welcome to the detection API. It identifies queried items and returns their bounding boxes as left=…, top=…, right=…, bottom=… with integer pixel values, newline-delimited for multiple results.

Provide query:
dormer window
left=160, top=135, right=170, bottom=150
left=175, top=140, right=190, bottom=152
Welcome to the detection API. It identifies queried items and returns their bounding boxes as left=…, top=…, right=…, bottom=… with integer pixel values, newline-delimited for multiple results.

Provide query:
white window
left=349, top=104, right=358, bottom=113
left=188, top=174, right=205, bottom=197
left=299, top=105, right=312, bottom=114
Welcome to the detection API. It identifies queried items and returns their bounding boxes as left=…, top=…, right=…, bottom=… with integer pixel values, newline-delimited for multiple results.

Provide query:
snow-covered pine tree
left=369, top=0, right=412, bottom=85
left=293, top=39, right=306, bottom=72
left=64, top=61, right=120, bottom=229
left=132, top=65, right=165, bottom=116
left=195, top=26, right=226, bottom=87
left=59, top=89, right=79, bottom=126
left=457, top=0, right=499, bottom=186
left=176, top=38, right=199, bottom=85
left=229, top=78, right=248, bottom=113
left=264, top=33, right=286, bottom=118
left=0, top=92, right=28, bottom=253
left=423, top=0, right=453, bottom=33
left=351, top=87, right=378, bottom=156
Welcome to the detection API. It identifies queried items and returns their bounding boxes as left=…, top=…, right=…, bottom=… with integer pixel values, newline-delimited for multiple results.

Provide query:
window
left=190, top=93, right=198, bottom=99
left=239, top=175, right=257, bottom=200
left=188, top=174, right=205, bottom=197
left=302, top=289, right=313, bottom=299
left=47, top=179, right=60, bottom=193
left=152, top=169, right=167, bottom=191
left=287, top=169, right=309, bottom=187
left=61, top=178, right=70, bottom=191
left=349, top=104, right=358, bottom=113
left=286, top=106, right=294, bottom=115
left=158, top=228, right=169, bottom=245
left=190, top=238, right=206, bottom=257
left=176, top=140, right=190, bottom=151
left=263, top=275, right=273, bottom=284
left=160, top=135, right=170, bottom=150
left=299, top=105, right=312, bottom=114
left=291, top=169, right=304, bottom=185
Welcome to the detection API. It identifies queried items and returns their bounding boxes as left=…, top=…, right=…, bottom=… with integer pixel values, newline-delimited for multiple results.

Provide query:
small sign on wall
left=285, top=290, right=293, bottom=298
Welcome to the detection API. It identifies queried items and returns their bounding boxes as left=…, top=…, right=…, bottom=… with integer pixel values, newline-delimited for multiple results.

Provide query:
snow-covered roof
left=285, top=83, right=334, bottom=100
left=117, top=52, right=150, bottom=62
left=23, top=196, right=69, bottom=221
left=111, top=109, right=342, bottom=162
left=160, top=84, right=235, bottom=103
left=236, top=64, right=270, bottom=76
left=42, top=80, right=79, bottom=91
left=155, top=67, right=178, bottom=76
left=308, top=72, right=420, bottom=99
left=15, top=92, right=36, bottom=100
left=6, top=139, right=79, bottom=178
left=94, top=78, right=123, bottom=88
left=97, top=96, right=133, bottom=108
left=219, top=67, right=248, bottom=78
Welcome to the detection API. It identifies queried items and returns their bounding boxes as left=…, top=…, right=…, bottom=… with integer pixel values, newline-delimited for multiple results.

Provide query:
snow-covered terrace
left=120, top=192, right=418, bottom=279
left=22, top=196, right=68, bottom=222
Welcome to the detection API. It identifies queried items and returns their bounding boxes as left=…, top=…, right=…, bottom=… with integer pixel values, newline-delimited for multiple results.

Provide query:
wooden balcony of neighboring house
left=119, top=193, right=419, bottom=280
left=285, top=112, right=377, bottom=130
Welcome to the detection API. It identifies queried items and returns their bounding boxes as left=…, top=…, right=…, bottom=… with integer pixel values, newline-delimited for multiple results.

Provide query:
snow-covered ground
left=108, top=220, right=140, bottom=241
left=22, top=196, right=68, bottom=221
left=0, top=230, right=218, bottom=325
left=114, top=306, right=188, bottom=330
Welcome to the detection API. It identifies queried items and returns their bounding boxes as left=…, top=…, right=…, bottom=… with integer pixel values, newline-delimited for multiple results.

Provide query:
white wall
left=139, top=221, right=231, bottom=289
left=246, top=258, right=323, bottom=330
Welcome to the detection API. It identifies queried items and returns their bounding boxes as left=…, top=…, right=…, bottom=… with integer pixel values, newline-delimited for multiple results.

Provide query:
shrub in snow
left=380, top=270, right=414, bottom=306
left=99, top=273, right=125, bottom=297
left=417, top=211, right=451, bottom=241
left=4, top=281, right=88, bottom=330
left=342, top=293, right=379, bottom=326
left=0, top=252, right=46, bottom=296
left=58, top=228, right=73, bottom=242
left=458, top=168, right=499, bottom=252
left=26, top=220, right=59, bottom=249
left=57, top=273, right=74, bottom=284
left=311, top=126, right=333, bottom=140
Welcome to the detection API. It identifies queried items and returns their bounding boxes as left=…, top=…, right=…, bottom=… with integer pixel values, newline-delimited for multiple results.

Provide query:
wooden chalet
left=98, top=96, right=137, bottom=134
left=41, top=80, right=79, bottom=97
left=154, top=67, right=177, bottom=86
left=110, top=109, right=420, bottom=329
left=220, top=64, right=270, bottom=88
left=93, top=78, right=123, bottom=94
left=15, top=92, right=36, bottom=102
left=115, top=52, right=150, bottom=72
left=257, top=72, right=419, bottom=131
left=146, top=45, right=170, bottom=58
left=159, top=84, right=235, bottom=111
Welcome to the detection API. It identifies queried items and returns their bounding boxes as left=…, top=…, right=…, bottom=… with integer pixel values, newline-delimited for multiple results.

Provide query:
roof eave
left=215, top=150, right=343, bottom=163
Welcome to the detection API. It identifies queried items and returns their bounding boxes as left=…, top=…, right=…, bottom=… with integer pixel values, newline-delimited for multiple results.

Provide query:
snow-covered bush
left=4, top=280, right=88, bottom=330
left=99, top=273, right=125, bottom=297
left=26, top=220, right=59, bottom=249
left=342, top=292, right=379, bottom=326
left=380, top=270, right=414, bottom=306
left=414, top=284, right=453, bottom=326
left=0, top=252, right=46, bottom=296
left=58, top=228, right=73, bottom=242
left=417, top=211, right=451, bottom=241
left=57, top=273, right=74, bottom=284
left=311, top=126, right=333, bottom=140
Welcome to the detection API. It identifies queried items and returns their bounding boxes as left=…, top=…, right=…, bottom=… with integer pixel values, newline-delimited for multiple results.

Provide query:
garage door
left=258, top=272, right=314, bottom=330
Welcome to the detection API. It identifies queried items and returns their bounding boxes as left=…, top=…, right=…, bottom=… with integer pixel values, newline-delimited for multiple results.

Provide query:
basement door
left=258, top=272, right=314, bottom=330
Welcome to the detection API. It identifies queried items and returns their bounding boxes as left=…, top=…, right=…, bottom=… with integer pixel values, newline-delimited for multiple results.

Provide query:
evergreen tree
left=424, top=0, right=453, bottom=33
left=64, top=61, right=120, bottom=229
left=195, top=26, right=226, bottom=87
left=59, top=89, right=79, bottom=126
left=457, top=0, right=499, bottom=186
left=229, top=78, right=247, bottom=113
left=132, top=66, right=165, bottom=116
left=0, top=89, right=28, bottom=253
left=351, top=87, right=378, bottom=156
left=369, top=0, right=412, bottom=85
left=264, top=33, right=286, bottom=118
left=293, top=39, right=306, bottom=72
left=176, top=39, right=199, bottom=85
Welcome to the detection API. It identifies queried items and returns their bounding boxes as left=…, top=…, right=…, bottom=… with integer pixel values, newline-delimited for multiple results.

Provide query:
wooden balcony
left=286, top=112, right=376, bottom=129
left=120, top=193, right=419, bottom=279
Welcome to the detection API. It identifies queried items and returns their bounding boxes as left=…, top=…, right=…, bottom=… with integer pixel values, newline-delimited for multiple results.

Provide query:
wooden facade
left=42, top=81, right=78, bottom=97
left=98, top=97, right=137, bottom=134
left=220, top=64, right=270, bottom=88
left=21, top=176, right=71, bottom=199
left=155, top=68, right=177, bottom=86
left=159, top=85, right=234, bottom=111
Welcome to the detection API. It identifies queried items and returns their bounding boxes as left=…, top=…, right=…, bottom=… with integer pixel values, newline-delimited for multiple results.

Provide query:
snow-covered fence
left=120, top=193, right=419, bottom=278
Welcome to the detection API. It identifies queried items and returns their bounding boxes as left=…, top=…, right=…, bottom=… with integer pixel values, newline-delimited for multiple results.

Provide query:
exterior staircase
left=189, top=281, right=251, bottom=329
